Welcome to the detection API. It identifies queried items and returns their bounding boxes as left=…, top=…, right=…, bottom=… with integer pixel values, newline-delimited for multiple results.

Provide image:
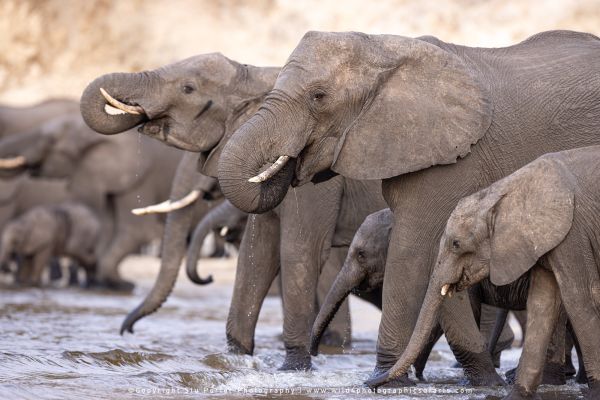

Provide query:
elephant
left=215, top=30, right=600, bottom=383
left=186, top=199, right=247, bottom=284
left=370, top=146, right=600, bottom=399
left=0, top=112, right=182, bottom=290
left=0, top=98, right=79, bottom=138
left=0, top=202, right=100, bottom=286
left=312, top=207, right=581, bottom=386
left=80, top=54, right=398, bottom=371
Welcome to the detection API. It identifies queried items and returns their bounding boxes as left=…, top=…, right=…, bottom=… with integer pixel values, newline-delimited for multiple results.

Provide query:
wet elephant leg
left=30, top=246, right=53, bottom=286
left=510, top=266, right=561, bottom=398
left=226, top=212, right=280, bottom=355
left=479, top=304, right=514, bottom=368
left=278, top=180, right=342, bottom=371
left=317, top=245, right=351, bottom=349
left=440, top=292, right=505, bottom=386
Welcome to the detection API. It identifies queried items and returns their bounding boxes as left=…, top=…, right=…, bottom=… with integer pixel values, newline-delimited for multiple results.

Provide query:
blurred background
left=1, top=0, right=599, bottom=104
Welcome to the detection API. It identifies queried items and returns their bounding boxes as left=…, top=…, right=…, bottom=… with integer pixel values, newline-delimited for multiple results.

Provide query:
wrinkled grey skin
left=0, top=98, right=79, bottom=138
left=121, top=152, right=223, bottom=333
left=0, top=113, right=182, bottom=291
left=310, top=208, right=514, bottom=381
left=373, top=147, right=600, bottom=399
left=0, top=202, right=100, bottom=286
left=186, top=199, right=247, bottom=285
left=217, top=30, right=600, bottom=383
left=80, top=54, right=388, bottom=370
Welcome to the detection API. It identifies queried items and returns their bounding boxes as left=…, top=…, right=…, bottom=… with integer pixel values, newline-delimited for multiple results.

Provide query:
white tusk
left=441, top=284, right=450, bottom=297
left=220, top=226, right=229, bottom=237
left=100, top=88, right=144, bottom=115
left=0, top=156, right=26, bottom=169
left=104, top=104, right=127, bottom=115
left=131, top=190, right=201, bottom=215
left=248, top=156, right=290, bottom=183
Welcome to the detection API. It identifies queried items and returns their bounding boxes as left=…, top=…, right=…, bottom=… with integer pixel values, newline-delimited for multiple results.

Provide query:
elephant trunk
left=80, top=72, right=153, bottom=134
left=310, top=263, right=366, bottom=355
left=185, top=200, right=241, bottom=285
left=218, top=112, right=298, bottom=214
left=120, top=157, right=201, bottom=334
left=365, top=278, right=445, bottom=388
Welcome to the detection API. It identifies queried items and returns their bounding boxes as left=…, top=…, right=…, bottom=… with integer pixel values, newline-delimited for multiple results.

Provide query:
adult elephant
left=0, top=98, right=79, bottom=138
left=0, top=113, right=182, bottom=290
left=79, top=55, right=402, bottom=373
left=215, top=30, right=600, bottom=383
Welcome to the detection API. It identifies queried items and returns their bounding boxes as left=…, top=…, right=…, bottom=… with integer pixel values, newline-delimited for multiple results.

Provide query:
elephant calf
left=0, top=202, right=100, bottom=286
left=370, top=146, right=600, bottom=399
left=311, top=208, right=515, bottom=381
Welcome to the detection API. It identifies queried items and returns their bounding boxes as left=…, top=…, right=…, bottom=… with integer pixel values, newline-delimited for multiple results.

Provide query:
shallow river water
left=0, top=255, right=587, bottom=399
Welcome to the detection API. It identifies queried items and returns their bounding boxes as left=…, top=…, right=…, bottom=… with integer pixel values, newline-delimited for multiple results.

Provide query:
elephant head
left=365, top=155, right=575, bottom=388
left=80, top=53, right=279, bottom=177
left=0, top=113, right=153, bottom=206
left=218, top=31, right=492, bottom=213
left=310, top=208, right=391, bottom=355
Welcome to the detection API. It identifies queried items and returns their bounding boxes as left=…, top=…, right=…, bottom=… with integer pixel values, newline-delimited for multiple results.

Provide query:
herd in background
left=1, top=28, right=600, bottom=399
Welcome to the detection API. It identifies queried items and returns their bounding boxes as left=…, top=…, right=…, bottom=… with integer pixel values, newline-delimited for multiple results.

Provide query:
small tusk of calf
left=220, top=226, right=229, bottom=237
left=248, top=155, right=290, bottom=183
left=441, top=284, right=450, bottom=297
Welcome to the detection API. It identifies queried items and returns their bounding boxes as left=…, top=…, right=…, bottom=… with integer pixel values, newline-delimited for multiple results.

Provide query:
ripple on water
left=62, top=349, right=174, bottom=368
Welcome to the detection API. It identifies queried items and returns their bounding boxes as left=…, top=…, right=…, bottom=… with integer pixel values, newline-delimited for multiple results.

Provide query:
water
left=0, top=256, right=586, bottom=399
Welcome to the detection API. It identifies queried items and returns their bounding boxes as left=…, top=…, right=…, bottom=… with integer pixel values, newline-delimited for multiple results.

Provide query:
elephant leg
left=568, top=321, right=588, bottom=384
left=48, top=258, right=63, bottom=281
left=30, top=246, right=53, bottom=287
left=316, top=245, right=351, bottom=349
left=226, top=212, right=280, bottom=355
left=15, top=256, right=33, bottom=285
left=509, top=266, right=561, bottom=399
left=95, top=230, right=142, bottom=291
left=480, top=304, right=514, bottom=368
left=564, top=323, right=576, bottom=377
left=540, top=307, right=567, bottom=385
left=278, top=179, right=342, bottom=371
left=512, top=310, right=527, bottom=345
left=439, top=291, right=505, bottom=386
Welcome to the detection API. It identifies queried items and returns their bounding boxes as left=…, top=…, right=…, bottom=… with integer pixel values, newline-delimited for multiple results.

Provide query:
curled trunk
left=186, top=199, right=245, bottom=285
left=218, top=113, right=296, bottom=214
left=310, top=265, right=366, bottom=355
left=80, top=72, right=151, bottom=134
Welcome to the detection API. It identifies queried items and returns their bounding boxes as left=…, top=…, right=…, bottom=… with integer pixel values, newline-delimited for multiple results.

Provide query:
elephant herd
left=2, top=29, right=600, bottom=399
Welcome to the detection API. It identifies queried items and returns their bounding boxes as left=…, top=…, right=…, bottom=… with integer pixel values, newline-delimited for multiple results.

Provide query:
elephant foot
left=226, top=336, right=253, bottom=356
left=540, top=362, right=566, bottom=385
left=462, top=351, right=506, bottom=387
left=365, top=367, right=415, bottom=389
left=503, top=385, right=541, bottom=400
left=564, top=354, right=576, bottom=377
left=278, top=346, right=311, bottom=371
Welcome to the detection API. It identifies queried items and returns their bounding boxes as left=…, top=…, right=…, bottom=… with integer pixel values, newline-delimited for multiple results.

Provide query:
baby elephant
left=310, top=208, right=514, bottom=381
left=368, top=146, right=600, bottom=399
left=0, top=202, right=100, bottom=286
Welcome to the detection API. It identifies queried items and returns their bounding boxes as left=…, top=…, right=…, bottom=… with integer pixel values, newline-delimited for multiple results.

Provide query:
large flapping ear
left=332, top=36, right=492, bottom=180
left=199, top=95, right=266, bottom=177
left=486, top=157, right=574, bottom=286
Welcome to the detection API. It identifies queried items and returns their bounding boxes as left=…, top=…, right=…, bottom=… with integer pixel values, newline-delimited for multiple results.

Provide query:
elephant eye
left=182, top=84, right=195, bottom=94
left=311, top=91, right=326, bottom=102
left=452, top=239, right=460, bottom=250
left=357, top=250, right=366, bottom=261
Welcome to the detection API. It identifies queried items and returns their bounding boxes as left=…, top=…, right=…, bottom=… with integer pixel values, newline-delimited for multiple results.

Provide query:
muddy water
left=0, top=255, right=585, bottom=399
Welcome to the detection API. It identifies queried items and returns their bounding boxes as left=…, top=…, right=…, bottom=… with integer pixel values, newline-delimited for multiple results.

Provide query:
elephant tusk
left=220, top=226, right=229, bottom=237
left=0, top=156, right=26, bottom=169
left=441, top=284, right=451, bottom=297
left=131, top=190, right=201, bottom=215
left=100, top=88, right=144, bottom=115
left=248, top=155, right=290, bottom=183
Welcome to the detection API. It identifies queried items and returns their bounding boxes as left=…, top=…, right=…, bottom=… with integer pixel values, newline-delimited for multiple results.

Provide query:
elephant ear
left=332, top=37, right=492, bottom=180
left=486, top=158, right=574, bottom=286
left=199, top=95, right=266, bottom=177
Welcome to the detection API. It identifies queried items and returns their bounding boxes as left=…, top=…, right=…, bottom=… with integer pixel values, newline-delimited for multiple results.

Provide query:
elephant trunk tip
left=364, top=371, right=391, bottom=389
